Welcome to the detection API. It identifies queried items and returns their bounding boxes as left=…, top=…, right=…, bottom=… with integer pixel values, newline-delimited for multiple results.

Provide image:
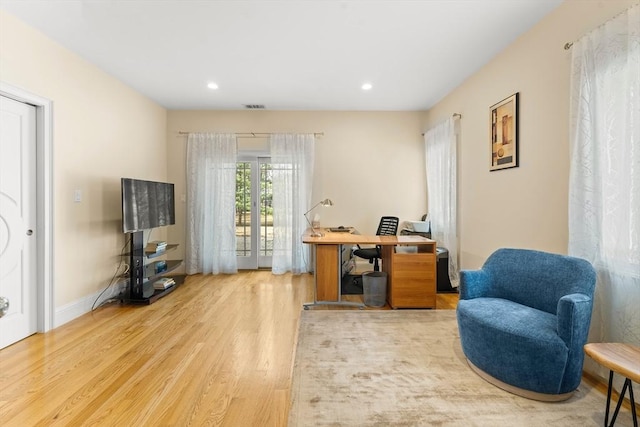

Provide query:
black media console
left=125, top=230, right=185, bottom=305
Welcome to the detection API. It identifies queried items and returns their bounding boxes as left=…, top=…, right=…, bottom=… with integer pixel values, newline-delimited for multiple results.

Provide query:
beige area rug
left=289, top=310, right=636, bottom=426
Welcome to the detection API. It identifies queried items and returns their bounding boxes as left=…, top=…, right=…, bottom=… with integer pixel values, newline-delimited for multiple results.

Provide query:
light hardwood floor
left=0, top=271, right=458, bottom=426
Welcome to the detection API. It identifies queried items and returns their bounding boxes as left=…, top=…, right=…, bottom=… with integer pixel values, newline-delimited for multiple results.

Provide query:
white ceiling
left=0, top=0, right=563, bottom=111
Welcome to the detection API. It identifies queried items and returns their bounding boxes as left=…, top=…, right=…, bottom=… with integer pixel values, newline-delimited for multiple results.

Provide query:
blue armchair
left=456, top=248, right=596, bottom=401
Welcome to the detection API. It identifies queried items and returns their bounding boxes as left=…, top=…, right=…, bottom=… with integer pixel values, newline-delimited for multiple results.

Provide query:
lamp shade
left=305, top=198, right=334, bottom=237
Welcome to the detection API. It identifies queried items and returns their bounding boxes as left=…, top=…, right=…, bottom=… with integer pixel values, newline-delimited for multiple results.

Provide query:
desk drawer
left=393, top=253, right=435, bottom=272
left=387, top=252, right=436, bottom=308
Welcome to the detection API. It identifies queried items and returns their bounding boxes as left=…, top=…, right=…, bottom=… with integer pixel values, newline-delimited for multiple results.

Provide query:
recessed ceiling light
left=207, top=82, right=219, bottom=90
left=361, top=83, right=373, bottom=91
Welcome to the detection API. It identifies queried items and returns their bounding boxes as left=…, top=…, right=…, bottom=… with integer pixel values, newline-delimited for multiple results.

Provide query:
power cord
left=91, top=234, right=132, bottom=311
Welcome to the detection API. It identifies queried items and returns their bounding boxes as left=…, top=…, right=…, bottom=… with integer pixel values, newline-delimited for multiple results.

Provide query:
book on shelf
left=153, top=277, right=175, bottom=290
left=146, top=241, right=167, bottom=253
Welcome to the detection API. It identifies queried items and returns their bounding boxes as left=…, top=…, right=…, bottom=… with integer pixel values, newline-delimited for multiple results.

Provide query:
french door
left=236, top=157, right=273, bottom=269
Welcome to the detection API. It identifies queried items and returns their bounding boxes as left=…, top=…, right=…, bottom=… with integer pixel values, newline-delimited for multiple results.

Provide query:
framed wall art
left=490, top=92, right=519, bottom=171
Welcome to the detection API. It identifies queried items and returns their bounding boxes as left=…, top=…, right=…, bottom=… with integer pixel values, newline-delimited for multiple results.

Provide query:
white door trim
left=1, top=81, right=54, bottom=332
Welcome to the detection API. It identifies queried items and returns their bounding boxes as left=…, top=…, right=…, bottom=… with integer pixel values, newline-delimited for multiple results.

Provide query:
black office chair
left=353, top=216, right=399, bottom=271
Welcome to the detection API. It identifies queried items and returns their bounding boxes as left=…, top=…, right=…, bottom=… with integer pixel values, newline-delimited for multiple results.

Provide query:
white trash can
left=362, top=271, right=387, bottom=307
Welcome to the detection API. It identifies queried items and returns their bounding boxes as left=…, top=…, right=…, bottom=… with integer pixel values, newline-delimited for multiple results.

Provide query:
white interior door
left=0, top=95, right=37, bottom=349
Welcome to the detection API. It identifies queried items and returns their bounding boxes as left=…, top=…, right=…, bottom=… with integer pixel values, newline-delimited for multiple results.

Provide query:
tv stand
left=125, top=230, right=184, bottom=305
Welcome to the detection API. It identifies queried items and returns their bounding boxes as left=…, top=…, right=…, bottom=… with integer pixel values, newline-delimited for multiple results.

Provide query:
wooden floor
left=0, top=271, right=458, bottom=426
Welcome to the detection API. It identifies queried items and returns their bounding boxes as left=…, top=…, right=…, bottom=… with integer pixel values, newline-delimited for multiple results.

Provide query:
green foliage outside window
left=236, top=161, right=273, bottom=225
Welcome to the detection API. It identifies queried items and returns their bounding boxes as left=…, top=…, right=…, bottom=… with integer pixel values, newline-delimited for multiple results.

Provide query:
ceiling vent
left=244, top=104, right=266, bottom=109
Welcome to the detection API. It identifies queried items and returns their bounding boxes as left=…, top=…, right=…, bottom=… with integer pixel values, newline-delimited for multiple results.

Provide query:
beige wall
left=0, top=11, right=168, bottom=310
left=166, top=110, right=426, bottom=262
left=3, top=0, right=635, bottom=329
left=422, top=0, right=638, bottom=269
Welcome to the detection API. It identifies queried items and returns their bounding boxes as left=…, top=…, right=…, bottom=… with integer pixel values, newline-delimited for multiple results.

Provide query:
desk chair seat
left=353, top=216, right=399, bottom=271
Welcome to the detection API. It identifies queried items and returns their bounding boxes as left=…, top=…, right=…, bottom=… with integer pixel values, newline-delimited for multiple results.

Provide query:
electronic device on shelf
left=329, top=226, right=352, bottom=232
left=153, top=277, right=175, bottom=290
left=146, top=240, right=167, bottom=253
left=154, top=260, right=167, bottom=273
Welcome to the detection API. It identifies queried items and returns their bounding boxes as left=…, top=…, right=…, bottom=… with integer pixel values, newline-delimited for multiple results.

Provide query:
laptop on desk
left=329, top=226, right=353, bottom=232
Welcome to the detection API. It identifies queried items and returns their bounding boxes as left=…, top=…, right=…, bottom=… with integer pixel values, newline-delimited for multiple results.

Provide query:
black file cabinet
left=436, top=247, right=455, bottom=293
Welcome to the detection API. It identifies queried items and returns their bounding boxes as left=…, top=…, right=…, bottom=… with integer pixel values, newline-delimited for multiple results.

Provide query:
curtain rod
left=563, top=3, right=636, bottom=50
left=421, top=113, right=462, bottom=136
left=178, top=131, right=324, bottom=138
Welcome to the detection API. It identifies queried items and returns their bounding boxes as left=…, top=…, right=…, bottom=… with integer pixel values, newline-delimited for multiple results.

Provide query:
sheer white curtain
left=270, top=133, right=315, bottom=274
left=569, top=4, right=639, bottom=348
left=185, top=133, right=238, bottom=275
left=425, top=117, right=459, bottom=288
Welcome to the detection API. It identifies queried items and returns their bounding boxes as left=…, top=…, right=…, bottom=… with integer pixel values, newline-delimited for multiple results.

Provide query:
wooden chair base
left=466, top=359, right=575, bottom=402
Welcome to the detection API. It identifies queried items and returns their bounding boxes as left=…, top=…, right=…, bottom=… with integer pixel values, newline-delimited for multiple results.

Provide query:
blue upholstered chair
left=456, top=248, right=596, bottom=401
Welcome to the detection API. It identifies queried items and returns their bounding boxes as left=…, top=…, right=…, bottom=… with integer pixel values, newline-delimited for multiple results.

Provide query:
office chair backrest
left=353, top=216, right=399, bottom=271
left=376, top=216, right=399, bottom=236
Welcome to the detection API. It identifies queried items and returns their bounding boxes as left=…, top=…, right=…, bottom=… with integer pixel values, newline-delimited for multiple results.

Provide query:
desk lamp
left=304, top=198, right=333, bottom=237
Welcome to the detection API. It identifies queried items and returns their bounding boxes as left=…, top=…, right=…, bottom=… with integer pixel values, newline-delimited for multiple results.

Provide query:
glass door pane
left=236, top=161, right=256, bottom=269
left=258, top=158, right=272, bottom=267
left=236, top=158, right=272, bottom=269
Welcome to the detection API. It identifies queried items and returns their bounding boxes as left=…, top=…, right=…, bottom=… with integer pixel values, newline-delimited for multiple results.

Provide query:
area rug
left=288, top=310, right=635, bottom=426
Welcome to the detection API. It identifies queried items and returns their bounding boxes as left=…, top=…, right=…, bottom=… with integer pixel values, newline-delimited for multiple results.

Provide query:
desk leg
left=605, top=370, right=613, bottom=426
left=303, top=243, right=364, bottom=309
left=605, top=371, right=637, bottom=427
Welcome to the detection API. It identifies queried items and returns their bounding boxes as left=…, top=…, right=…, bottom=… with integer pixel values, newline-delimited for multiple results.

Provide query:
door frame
left=1, top=81, right=54, bottom=333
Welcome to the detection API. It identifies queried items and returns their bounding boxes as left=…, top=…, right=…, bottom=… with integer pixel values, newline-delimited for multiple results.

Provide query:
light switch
left=74, top=189, right=82, bottom=202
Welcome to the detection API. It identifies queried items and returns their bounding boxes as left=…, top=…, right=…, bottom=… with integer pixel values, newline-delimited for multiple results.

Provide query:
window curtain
left=424, top=117, right=459, bottom=288
left=568, top=3, right=639, bottom=352
left=185, top=133, right=238, bottom=275
left=270, top=133, right=315, bottom=274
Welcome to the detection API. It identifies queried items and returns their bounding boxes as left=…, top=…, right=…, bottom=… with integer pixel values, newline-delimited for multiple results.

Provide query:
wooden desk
left=302, top=229, right=437, bottom=309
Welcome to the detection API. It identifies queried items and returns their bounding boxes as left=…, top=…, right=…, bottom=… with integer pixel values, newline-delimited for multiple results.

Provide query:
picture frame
left=490, top=92, right=519, bottom=171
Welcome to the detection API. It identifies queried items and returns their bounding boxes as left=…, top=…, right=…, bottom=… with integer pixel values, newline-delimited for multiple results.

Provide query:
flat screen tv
left=121, top=178, right=175, bottom=233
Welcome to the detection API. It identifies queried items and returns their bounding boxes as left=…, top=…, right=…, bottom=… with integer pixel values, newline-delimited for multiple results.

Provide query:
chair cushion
left=457, top=298, right=570, bottom=394
left=353, top=247, right=379, bottom=260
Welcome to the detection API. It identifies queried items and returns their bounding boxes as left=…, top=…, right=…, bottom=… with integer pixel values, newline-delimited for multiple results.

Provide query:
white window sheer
left=185, top=133, right=238, bottom=275
left=270, top=134, right=315, bottom=274
left=568, top=4, right=639, bottom=346
left=425, top=117, right=459, bottom=288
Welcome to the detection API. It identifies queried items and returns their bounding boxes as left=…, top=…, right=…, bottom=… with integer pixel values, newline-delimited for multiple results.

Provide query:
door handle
left=0, top=297, right=8, bottom=318
left=26, top=229, right=33, bottom=236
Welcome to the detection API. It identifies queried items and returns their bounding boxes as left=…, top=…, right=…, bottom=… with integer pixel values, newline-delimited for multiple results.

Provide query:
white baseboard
left=54, top=279, right=128, bottom=328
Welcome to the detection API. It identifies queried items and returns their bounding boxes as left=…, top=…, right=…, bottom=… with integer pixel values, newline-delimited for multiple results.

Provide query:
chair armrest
left=556, top=293, right=593, bottom=349
left=459, top=269, right=492, bottom=300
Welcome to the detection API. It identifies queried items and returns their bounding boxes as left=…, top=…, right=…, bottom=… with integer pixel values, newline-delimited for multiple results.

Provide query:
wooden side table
left=584, top=343, right=639, bottom=427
